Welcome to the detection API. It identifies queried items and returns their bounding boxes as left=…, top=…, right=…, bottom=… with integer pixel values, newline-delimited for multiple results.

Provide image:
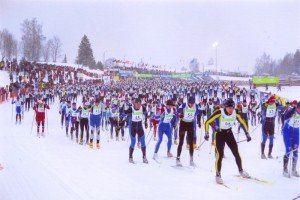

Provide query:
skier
left=70, top=102, right=80, bottom=142
left=79, top=102, right=90, bottom=145
left=89, top=98, right=102, bottom=149
left=33, top=99, right=50, bottom=137
left=153, top=100, right=176, bottom=160
left=59, top=98, right=66, bottom=128
left=125, top=98, right=148, bottom=164
left=176, top=96, right=201, bottom=167
left=204, top=98, right=251, bottom=184
left=64, top=100, right=72, bottom=137
left=12, top=96, right=23, bottom=124
left=282, top=101, right=300, bottom=177
left=261, top=95, right=278, bottom=159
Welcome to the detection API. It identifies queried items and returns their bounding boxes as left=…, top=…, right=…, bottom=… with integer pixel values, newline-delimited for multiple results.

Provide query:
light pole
left=212, top=42, right=218, bottom=73
left=103, top=51, right=107, bottom=69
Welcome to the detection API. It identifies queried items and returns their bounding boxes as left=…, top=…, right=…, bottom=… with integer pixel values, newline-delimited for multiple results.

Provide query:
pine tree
left=62, top=54, right=67, bottom=63
left=76, top=35, right=96, bottom=68
left=96, top=61, right=104, bottom=70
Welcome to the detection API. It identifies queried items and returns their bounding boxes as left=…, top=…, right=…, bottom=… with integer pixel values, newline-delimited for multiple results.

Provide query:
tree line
left=254, top=49, right=300, bottom=76
left=0, top=18, right=103, bottom=70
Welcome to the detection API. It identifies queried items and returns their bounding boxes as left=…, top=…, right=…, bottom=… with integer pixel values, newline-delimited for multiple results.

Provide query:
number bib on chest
left=92, top=105, right=101, bottom=115
left=266, top=104, right=276, bottom=118
left=132, top=107, right=143, bottom=122
left=288, top=114, right=300, bottom=128
left=183, top=105, right=196, bottom=122
left=220, top=109, right=236, bottom=130
left=162, top=110, right=173, bottom=123
left=81, top=109, right=89, bottom=118
left=37, top=105, right=44, bottom=112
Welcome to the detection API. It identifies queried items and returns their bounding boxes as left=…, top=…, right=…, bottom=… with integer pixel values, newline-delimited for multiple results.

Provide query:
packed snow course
left=0, top=92, right=299, bottom=200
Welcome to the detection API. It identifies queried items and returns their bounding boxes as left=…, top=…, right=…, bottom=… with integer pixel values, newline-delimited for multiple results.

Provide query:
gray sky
left=1, top=0, right=300, bottom=73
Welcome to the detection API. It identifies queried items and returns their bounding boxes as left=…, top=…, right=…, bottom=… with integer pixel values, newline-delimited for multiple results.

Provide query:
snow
left=210, top=75, right=251, bottom=82
left=257, top=86, right=300, bottom=101
left=0, top=90, right=299, bottom=200
left=0, top=70, right=10, bottom=86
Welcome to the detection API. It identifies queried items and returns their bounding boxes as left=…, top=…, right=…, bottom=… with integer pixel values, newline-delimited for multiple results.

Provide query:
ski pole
left=11, top=103, right=13, bottom=123
left=146, top=132, right=154, bottom=147
left=30, top=112, right=35, bottom=135
left=198, top=140, right=206, bottom=150
left=46, top=109, right=49, bottom=135
left=237, top=139, right=247, bottom=143
left=276, top=147, right=300, bottom=159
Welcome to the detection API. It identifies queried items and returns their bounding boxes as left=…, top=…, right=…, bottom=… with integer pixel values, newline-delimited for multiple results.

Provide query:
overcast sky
left=1, top=0, right=299, bottom=73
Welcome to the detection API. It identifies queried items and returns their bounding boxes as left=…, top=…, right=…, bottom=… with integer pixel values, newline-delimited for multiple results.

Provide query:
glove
left=145, top=123, right=148, bottom=129
left=204, top=134, right=209, bottom=141
left=246, top=134, right=251, bottom=142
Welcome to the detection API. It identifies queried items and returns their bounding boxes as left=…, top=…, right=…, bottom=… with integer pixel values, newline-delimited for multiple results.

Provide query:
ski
left=153, top=159, right=162, bottom=165
left=218, top=183, right=231, bottom=189
left=292, top=195, right=300, bottom=200
left=235, top=175, right=269, bottom=184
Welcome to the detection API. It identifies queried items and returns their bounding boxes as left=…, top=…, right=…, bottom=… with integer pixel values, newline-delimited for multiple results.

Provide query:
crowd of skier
left=3, top=61, right=300, bottom=184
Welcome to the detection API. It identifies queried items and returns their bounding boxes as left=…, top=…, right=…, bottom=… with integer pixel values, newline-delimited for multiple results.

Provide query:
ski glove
left=204, top=134, right=209, bottom=141
left=246, top=134, right=251, bottom=142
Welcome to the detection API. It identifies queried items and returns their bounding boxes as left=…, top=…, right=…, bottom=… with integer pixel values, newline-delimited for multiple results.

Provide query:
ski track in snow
left=0, top=86, right=300, bottom=199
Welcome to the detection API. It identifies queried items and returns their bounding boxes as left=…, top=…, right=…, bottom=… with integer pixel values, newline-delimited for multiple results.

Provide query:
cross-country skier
left=176, top=96, right=201, bottom=167
left=33, top=99, right=50, bottom=137
left=125, top=98, right=148, bottom=164
left=282, top=101, right=300, bottom=178
left=153, top=100, right=176, bottom=160
left=261, top=95, right=278, bottom=159
left=204, top=98, right=251, bottom=184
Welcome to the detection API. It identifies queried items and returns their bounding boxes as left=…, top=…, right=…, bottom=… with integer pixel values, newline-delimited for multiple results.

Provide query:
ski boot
left=283, top=168, right=291, bottom=178
left=216, top=175, right=224, bottom=184
left=129, top=157, right=135, bottom=164
left=292, top=158, right=299, bottom=177
left=190, top=156, right=196, bottom=167
left=153, top=153, right=158, bottom=160
left=96, top=143, right=100, bottom=149
left=89, top=142, right=93, bottom=149
left=261, top=143, right=267, bottom=159
left=143, top=157, right=149, bottom=164
left=268, top=145, right=273, bottom=159
left=167, top=151, right=173, bottom=158
left=239, top=170, right=250, bottom=178
left=79, top=139, right=83, bottom=145
left=176, top=158, right=183, bottom=167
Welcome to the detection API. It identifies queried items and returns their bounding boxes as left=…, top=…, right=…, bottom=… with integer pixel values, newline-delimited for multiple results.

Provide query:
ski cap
left=166, top=99, right=174, bottom=106
left=292, top=100, right=298, bottom=105
left=224, top=98, right=235, bottom=108
left=268, top=95, right=276, bottom=104
left=188, top=96, right=195, bottom=104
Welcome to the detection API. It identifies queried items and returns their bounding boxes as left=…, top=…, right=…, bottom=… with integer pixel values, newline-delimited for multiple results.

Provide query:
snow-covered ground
left=210, top=75, right=251, bottom=82
left=0, top=70, right=10, bottom=86
left=0, top=93, right=299, bottom=200
left=257, top=86, right=300, bottom=101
